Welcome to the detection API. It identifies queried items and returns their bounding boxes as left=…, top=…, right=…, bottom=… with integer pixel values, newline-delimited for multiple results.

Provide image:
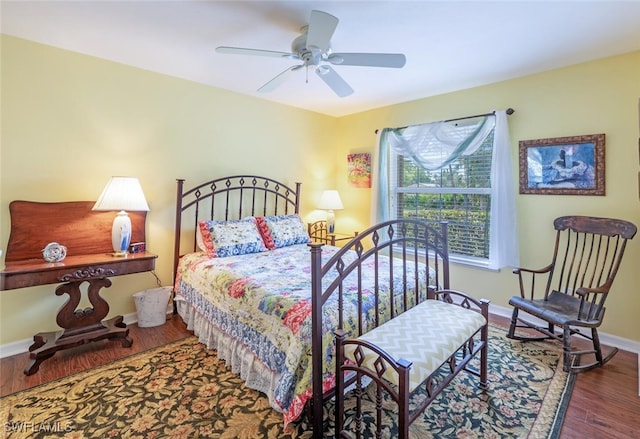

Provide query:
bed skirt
left=175, top=295, right=284, bottom=414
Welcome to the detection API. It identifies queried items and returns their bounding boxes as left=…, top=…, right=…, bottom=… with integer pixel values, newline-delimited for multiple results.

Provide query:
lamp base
left=111, top=211, right=132, bottom=256
left=327, top=210, right=336, bottom=234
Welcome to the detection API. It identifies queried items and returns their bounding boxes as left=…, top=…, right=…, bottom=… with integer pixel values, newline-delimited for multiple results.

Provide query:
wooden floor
left=1, top=314, right=638, bottom=437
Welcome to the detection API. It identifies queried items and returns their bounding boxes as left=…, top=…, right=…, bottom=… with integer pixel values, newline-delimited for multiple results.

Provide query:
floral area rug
left=1, top=325, right=574, bottom=438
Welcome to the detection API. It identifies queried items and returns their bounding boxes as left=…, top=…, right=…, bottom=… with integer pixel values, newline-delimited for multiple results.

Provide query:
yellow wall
left=0, top=35, right=338, bottom=345
left=1, top=34, right=639, bottom=346
left=335, top=51, right=640, bottom=342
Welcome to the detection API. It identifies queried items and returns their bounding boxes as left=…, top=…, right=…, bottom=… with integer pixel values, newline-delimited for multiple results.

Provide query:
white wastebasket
left=133, top=286, right=172, bottom=328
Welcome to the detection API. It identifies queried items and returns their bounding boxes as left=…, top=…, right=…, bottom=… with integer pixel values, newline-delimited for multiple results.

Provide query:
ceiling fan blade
left=316, top=65, right=353, bottom=97
left=306, top=10, right=338, bottom=52
left=328, top=53, right=406, bottom=68
left=258, top=65, right=303, bottom=93
left=216, top=46, right=293, bottom=59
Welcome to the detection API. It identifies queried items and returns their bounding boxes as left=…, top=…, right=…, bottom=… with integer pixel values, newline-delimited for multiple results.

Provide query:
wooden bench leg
left=397, top=359, right=411, bottom=439
left=480, top=321, right=489, bottom=390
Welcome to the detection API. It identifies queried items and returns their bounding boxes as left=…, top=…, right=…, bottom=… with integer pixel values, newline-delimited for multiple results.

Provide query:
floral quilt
left=174, top=244, right=430, bottom=426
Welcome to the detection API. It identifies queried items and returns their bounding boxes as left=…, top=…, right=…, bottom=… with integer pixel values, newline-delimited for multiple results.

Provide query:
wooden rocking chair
left=507, top=215, right=636, bottom=373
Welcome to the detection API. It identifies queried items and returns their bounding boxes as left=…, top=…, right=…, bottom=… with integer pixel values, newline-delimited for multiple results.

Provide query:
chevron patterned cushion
left=345, top=299, right=486, bottom=392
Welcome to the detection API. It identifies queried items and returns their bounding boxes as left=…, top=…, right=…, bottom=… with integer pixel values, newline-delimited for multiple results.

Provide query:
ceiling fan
left=216, top=10, right=406, bottom=97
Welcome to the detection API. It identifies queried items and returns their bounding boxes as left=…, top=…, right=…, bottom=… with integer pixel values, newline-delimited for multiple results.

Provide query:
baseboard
left=490, top=304, right=640, bottom=355
left=0, top=306, right=173, bottom=359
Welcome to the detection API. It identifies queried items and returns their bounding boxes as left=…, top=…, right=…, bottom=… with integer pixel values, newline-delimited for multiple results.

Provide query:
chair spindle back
left=549, top=216, right=636, bottom=318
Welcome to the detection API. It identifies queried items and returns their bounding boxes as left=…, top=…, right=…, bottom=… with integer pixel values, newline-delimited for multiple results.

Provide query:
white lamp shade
left=93, top=177, right=149, bottom=255
left=92, top=177, right=150, bottom=212
left=318, top=190, right=344, bottom=211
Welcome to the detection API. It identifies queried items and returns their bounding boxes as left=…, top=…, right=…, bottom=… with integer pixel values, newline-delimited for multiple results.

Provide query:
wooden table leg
left=24, top=278, right=133, bottom=375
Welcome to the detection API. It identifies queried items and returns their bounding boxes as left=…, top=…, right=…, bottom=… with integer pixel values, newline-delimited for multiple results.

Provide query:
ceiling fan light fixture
left=328, top=54, right=344, bottom=65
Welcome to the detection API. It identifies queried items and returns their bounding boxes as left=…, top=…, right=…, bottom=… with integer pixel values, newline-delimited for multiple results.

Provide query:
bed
left=172, top=175, right=455, bottom=436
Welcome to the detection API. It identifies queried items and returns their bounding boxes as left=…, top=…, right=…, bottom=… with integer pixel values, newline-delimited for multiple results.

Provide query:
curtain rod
left=374, top=107, right=515, bottom=134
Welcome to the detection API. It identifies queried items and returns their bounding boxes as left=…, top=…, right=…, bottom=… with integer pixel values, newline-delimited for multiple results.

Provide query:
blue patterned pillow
left=198, top=217, right=267, bottom=258
left=256, top=214, right=311, bottom=249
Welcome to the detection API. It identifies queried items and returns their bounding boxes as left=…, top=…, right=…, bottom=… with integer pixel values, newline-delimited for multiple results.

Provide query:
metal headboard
left=172, top=175, right=301, bottom=284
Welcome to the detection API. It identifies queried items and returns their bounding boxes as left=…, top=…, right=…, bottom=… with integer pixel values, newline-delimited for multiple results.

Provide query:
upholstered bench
left=334, top=290, right=489, bottom=439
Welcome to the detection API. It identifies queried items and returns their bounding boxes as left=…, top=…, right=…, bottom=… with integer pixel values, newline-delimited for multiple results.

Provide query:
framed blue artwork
left=519, top=133, right=605, bottom=195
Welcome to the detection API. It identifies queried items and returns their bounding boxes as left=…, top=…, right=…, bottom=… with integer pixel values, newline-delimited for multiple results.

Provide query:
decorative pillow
left=256, top=214, right=311, bottom=250
left=195, top=225, right=206, bottom=252
left=198, top=217, right=267, bottom=258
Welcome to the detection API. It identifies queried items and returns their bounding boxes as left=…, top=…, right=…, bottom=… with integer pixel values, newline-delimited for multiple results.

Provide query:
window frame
left=388, top=130, right=495, bottom=268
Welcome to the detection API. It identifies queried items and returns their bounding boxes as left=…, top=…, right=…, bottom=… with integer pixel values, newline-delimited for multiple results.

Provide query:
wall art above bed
left=519, top=133, right=605, bottom=196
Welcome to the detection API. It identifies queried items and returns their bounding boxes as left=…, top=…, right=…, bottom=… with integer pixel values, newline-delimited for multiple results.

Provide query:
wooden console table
left=0, top=200, right=157, bottom=375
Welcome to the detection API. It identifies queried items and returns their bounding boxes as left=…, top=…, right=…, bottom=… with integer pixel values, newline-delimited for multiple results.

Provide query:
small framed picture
left=347, top=153, right=371, bottom=188
left=519, top=133, right=605, bottom=195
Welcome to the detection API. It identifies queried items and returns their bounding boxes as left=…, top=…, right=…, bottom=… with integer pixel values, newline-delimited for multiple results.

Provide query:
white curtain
left=372, top=110, right=519, bottom=269
left=387, top=115, right=494, bottom=170
left=370, top=129, right=388, bottom=225
left=488, top=110, right=519, bottom=269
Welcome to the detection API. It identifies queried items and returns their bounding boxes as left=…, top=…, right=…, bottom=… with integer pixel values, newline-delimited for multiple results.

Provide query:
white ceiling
left=2, top=1, right=640, bottom=117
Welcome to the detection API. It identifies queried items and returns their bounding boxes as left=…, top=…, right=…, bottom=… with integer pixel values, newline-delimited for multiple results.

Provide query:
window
left=374, top=110, right=518, bottom=269
left=391, top=131, right=494, bottom=262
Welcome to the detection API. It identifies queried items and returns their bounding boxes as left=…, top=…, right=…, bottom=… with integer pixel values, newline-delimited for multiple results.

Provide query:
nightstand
left=0, top=200, right=156, bottom=375
left=308, top=220, right=358, bottom=246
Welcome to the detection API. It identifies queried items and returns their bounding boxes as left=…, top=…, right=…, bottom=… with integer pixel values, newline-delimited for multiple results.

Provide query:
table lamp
left=92, top=177, right=150, bottom=256
left=318, top=190, right=344, bottom=233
